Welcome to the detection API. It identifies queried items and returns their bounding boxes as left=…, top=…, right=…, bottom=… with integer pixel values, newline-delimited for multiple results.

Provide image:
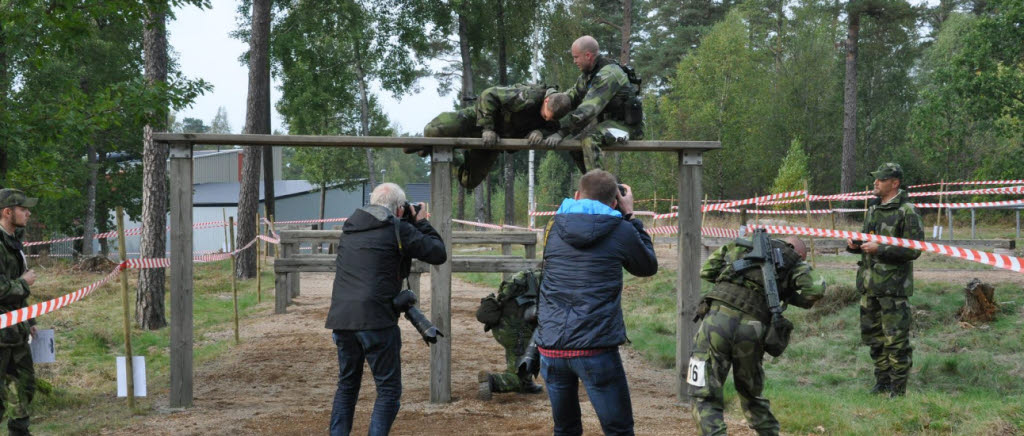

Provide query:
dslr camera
left=392, top=289, right=444, bottom=344
left=401, top=202, right=423, bottom=222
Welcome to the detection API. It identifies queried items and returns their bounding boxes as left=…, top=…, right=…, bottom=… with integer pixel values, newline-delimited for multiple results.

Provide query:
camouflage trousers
left=569, top=119, right=642, bottom=174
left=486, top=323, right=534, bottom=393
left=689, top=302, right=779, bottom=436
left=422, top=108, right=498, bottom=190
left=860, top=295, right=912, bottom=388
left=0, top=344, right=34, bottom=435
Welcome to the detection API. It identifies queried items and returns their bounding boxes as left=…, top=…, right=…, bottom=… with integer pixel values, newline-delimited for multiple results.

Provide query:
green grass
left=621, top=263, right=1024, bottom=435
left=25, top=258, right=275, bottom=435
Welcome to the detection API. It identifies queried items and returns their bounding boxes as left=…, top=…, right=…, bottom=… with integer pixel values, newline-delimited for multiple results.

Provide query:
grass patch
left=25, top=258, right=276, bottom=435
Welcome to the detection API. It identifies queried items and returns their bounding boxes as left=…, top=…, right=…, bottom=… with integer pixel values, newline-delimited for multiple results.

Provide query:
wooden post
left=168, top=142, right=194, bottom=408
left=1016, top=209, right=1020, bottom=239
left=936, top=180, right=945, bottom=236
left=501, top=241, right=511, bottom=280
left=804, top=180, right=815, bottom=267
left=948, top=208, right=954, bottom=240
left=116, top=207, right=134, bottom=408
left=430, top=146, right=454, bottom=403
left=229, top=216, right=239, bottom=344
left=971, top=208, right=976, bottom=240
left=409, top=273, right=421, bottom=301
left=269, top=214, right=278, bottom=258
left=222, top=208, right=230, bottom=253
left=256, top=213, right=262, bottom=304
left=676, top=150, right=703, bottom=403
left=863, top=185, right=870, bottom=221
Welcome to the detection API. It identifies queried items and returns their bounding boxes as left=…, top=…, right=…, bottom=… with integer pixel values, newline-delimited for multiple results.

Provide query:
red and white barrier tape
left=909, top=186, right=1024, bottom=197
left=452, top=219, right=543, bottom=232
left=273, top=217, right=348, bottom=225
left=910, top=179, right=1024, bottom=189
left=914, top=199, right=1024, bottom=209
left=704, top=190, right=807, bottom=212
left=0, top=265, right=123, bottom=329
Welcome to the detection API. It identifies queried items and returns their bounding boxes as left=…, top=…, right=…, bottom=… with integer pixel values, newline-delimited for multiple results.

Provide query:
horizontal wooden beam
left=152, top=133, right=720, bottom=152
left=274, top=255, right=541, bottom=273
left=279, top=229, right=537, bottom=245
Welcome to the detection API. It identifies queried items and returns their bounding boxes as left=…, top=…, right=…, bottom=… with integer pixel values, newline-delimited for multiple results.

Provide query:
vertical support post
left=229, top=216, right=239, bottom=344
left=947, top=208, right=954, bottom=240
left=409, top=273, right=421, bottom=301
left=1016, top=209, right=1020, bottom=239
left=525, top=241, right=536, bottom=259
left=502, top=242, right=511, bottom=280
left=168, top=142, right=194, bottom=408
left=430, top=146, right=454, bottom=404
left=803, top=180, right=815, bottom=267
left=528, top=149, right=536, bottom=230
left=116, top=207, right=134, bottom=409
left=970, top=208, right=976, bottom=240
left=676, top=150, right=702, bottom=403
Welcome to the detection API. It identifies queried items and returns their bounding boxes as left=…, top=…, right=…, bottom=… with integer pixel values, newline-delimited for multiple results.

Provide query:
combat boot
left=870, top=374, right=891, bottom=395
left=477, top=370, right=495, bottom=401
left=518, top=373, right=543, bottom=394
left=889, top=382, right=906, bottom=398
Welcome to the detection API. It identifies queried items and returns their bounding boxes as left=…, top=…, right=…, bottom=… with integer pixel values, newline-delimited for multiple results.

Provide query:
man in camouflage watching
left=690, top=235, right=823, bottom=436
left=0, top=188, right=39, bottom=436
left=420, top=84, right=573, bottom=190
left=544, top=35, right=644, bottom=174
left=474, top=269, right=544, bottom=400
left=846, top=162, right=925, bottom=398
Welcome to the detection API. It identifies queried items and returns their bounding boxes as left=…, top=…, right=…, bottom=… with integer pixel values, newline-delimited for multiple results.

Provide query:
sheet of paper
left=116, top=356, right=147, bottom=397
left=29, top=329, right=55, bottom=364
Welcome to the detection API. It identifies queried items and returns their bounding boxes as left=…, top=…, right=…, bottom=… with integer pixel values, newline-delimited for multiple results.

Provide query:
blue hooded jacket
left=537, top=198, right=658, bottom=350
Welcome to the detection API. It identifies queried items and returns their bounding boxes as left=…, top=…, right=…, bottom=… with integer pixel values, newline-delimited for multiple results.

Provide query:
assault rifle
left=732, top=228, right=784, bottom=323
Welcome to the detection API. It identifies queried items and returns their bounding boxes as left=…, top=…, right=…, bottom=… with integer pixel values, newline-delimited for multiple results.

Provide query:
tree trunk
left=620, top=0, right=632, bottom=65
left=137, top=4, right=169, bottom=329
left=956, top=278, right=998, bottom=324
left=497, top=0, right=508, bottom=86
left=354, top=48, right=376, bottom=188
left=474, top=184, right=485, bottom=230
left=504, top=154, right=514, bottom=226
left=458, top=14, right=474, bottom=105
left=81, top=144, right=98, bottom=256
left=237, top=0, right=272, bottom=279
left=457, top=186, right=465, bottom=220
left=317, top=184, right=326, bottom=253
left=262, top=146, right=275, bottom=218
left=841, top=12, right=860, bottom=194
left=485, top=174, right=492, bottom=223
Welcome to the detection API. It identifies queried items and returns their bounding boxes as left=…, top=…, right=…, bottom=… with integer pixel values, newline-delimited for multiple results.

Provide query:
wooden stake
left=700, top=194, right=708, bottom=232
left=256, top=213, right=262, bottom=304
left=116, top=207, right=134, bottom=409
left=269, top=214, right=279, bottom=259
left=229, top=216, right=239, bottom=345
left=804, top=180, right=815, bottom=267
left=222, top=208, right=229, bottom=254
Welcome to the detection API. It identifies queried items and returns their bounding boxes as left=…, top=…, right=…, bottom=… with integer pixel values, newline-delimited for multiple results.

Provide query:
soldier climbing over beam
left=413, top=84, right=573, bottom=190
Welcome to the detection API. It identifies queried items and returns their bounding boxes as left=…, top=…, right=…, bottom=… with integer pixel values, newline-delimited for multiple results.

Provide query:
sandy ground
left=103, top=271, right=758, bottom=436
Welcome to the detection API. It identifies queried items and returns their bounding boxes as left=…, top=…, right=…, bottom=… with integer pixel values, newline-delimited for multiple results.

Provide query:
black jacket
left=536, top=199, right=658, bottom=350
left=325, top=205, right=447, bottom=331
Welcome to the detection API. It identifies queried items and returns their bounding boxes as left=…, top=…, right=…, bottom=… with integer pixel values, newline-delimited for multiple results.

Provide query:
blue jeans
left=540, top=349, right=634, bottom=436
left=331, top=326, right=402, bottom=436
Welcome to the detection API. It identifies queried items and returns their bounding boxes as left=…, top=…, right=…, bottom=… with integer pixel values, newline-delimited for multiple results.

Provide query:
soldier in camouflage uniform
left=420, top=84, right=573, bottom=190
left=474, top=269, right=544, bottom=400
left=543, top=35, right=644, bottom=174
left=690, top=236, right=824, bottom=436
left=0, top=189, right=39, bottom=436
left=846, top=163, right=924, bottom=398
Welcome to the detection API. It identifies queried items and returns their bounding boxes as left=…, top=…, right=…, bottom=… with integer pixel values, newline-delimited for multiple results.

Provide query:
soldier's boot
left=517, top=373, right=543, bottom=395
left=869, top=376, right=891, bottom=395
left=403, top=146, right=431, bottom=158
left=477, top=370, right=494, bottom=401
left=8, top=416, right=30, bottom=436
left=457, top=150, right=500, bottom=190
left=889, top=382, right=906, bottom=398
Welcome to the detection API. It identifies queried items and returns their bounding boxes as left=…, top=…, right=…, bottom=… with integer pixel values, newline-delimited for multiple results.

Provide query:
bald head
left=571, top=36, right=600, bottom=73
left=783, top=236, right=807, bottom=260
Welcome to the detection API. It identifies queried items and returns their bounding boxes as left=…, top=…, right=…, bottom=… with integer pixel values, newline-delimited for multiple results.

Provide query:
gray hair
left=370, top=183, right=407, bottom=213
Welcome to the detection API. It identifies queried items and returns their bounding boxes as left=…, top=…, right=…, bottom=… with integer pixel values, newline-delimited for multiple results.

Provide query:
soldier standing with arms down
left=689, top=234, right=824, bottom=435
left=0, top=189, right=38, bottom=436
left=846, top=163, right=924, bottom=398
left=543, top=35, right=644, bottom=174
left=419, top=84, right=573, bottom=190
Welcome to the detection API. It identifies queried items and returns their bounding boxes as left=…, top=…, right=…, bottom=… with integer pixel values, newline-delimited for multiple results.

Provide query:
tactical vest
left=588, top=57, right=643, bottom=126
left=476, top=269, right=542, bottom=330
left=706, top=240, right=803, bottom=323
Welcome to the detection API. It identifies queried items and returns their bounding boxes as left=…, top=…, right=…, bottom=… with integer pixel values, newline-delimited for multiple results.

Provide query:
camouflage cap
left=870, top=162, right=903, bottom=180
left=0, top=189, right=38, bottom=209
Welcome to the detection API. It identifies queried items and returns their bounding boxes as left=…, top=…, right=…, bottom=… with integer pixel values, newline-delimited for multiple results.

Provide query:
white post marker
left=29, top=329, right=55, bottom=364
left=116, top=356, right=147, bottom=397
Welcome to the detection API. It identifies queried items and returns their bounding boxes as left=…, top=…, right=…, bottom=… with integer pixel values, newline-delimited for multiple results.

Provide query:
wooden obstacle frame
left=154, top=132, right=719, bottom=408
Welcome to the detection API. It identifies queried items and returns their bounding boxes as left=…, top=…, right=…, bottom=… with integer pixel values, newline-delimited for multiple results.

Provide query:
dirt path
left=103, top=272, right=758, bottom=436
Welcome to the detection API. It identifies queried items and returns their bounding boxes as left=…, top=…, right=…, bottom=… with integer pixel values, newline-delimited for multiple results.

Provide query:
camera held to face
left=401, top=202, right=422, bottom=221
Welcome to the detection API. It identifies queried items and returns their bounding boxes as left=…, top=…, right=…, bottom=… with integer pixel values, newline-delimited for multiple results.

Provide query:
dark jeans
left=331, top=326, right=402, bottom=436
left=540, top=349, right=634, bottom=436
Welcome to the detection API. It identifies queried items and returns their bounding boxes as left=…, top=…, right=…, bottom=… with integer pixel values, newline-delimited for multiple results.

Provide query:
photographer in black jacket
left=325, top=183, right=447, bottom=436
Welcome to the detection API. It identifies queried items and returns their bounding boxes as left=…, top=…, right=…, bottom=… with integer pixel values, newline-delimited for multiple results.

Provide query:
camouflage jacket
left=559, top=55, right=632, bottom=136
left=0, top=226, right=34, bottom=346
left=475, top=84, right=559, bottom=137
left=848, top=189, right=924, bottom=297
left=700, top=240, right=824, bottom=320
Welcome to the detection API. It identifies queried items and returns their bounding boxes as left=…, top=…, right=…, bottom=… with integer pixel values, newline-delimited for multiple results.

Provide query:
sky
left=167, top=1, right=456, bottom=136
